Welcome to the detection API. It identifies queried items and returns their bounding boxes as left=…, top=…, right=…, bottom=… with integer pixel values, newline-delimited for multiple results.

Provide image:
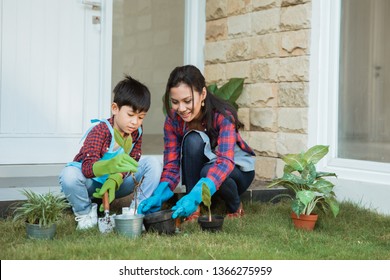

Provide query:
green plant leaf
left=114, top=128, right=124, bottom=148
left=304, top=145, right=329, bottom=164
left=301, top=162, right=316, bottom=184
left=296, top=190, right=318, bottom=207
left=114, top=128, right=132, bottom=154
left=312, top=178, right=334, bottom=194
left=282, top=154, right=306, bottom=171
left=325, top=197, right=340, bottom=217
left=207, top=83, right=218, bottom=94
left=282, top=172, right=307, bottom=186
left=291, top=199, right=305, bottom=216
left=123, top=136, right=133, bottom=154
left=202, top=183, right=212, bottom=221
left=202, top=183, right=211, bottom=208
left=214, top=78, right=244, bottom=103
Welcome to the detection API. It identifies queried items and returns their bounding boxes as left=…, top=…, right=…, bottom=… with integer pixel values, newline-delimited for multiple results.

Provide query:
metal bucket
left=114, top=214, right=144, bottom=238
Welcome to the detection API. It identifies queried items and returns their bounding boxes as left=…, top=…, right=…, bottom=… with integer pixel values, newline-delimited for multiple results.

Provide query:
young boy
left=59, top=75, right=161, bottom=230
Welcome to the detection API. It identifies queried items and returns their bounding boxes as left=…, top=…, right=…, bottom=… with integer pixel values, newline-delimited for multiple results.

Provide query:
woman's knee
left=182, top=131, right=204, bottom=155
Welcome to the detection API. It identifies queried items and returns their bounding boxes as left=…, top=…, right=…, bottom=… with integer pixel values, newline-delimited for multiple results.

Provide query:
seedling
left=114, top=128, right=144, bottom=214
left=201, top=183, right=212, bottom=222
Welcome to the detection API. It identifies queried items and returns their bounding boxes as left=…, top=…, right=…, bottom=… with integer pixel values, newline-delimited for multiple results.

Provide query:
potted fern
left=13, top=190, right=70, bottom=239
left=197, top=183, right=224, bottom=232
left=267, top=145, right=340, bottom=230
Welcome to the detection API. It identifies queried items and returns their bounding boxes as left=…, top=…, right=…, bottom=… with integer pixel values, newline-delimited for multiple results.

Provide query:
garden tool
left=98, top=192, right=115, bottom=233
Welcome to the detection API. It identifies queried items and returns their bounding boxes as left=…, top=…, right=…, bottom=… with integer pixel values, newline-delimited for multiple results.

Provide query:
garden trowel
left=98, top=192, right=115, bottom=234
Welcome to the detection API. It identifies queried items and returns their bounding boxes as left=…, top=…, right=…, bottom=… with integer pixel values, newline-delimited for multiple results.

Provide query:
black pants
left=181, top=131, right=255, bottom=213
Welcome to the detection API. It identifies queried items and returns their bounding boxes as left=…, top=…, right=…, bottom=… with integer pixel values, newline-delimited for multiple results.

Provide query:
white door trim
left=100, top=0, right=113, bottom=118
left=184, top=0, right=206, bottom=72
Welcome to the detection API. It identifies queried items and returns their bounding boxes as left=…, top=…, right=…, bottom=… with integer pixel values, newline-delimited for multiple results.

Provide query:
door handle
left=82, top=0, right=101, bottom=11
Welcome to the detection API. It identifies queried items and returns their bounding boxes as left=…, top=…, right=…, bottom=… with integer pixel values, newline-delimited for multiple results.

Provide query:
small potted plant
left=197, top=183, right=224, bottom=232
left=13, top=189, right=70, bottom=239
left=267, top=145, right=340, bottom=230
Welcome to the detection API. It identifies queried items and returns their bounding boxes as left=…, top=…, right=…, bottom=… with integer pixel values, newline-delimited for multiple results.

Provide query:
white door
left=0, top=0, right=110, bottom=166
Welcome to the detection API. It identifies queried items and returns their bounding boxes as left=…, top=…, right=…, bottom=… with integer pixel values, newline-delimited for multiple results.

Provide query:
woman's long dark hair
left=164, top=65, right=243, bottom=148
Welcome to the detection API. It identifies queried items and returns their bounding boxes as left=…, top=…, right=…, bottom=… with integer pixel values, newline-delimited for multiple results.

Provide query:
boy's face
left=111, top=103, right=146, bottom=135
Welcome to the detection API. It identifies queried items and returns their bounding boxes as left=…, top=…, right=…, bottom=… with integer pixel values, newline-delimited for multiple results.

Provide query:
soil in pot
left=26, top=223, right=57, bottom=240
left=291, top=212, right=318, bottom=231
left=198, top=215, right=224, bottom=232
left=143, top=209, right=176, bottom=235
left=114, top=214, right=144, bottom=238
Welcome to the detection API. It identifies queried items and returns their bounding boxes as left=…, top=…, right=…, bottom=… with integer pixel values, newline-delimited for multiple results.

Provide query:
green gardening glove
left=92, top=173, right=123, bottom=212
left=92, top=153, right=138, bottom=177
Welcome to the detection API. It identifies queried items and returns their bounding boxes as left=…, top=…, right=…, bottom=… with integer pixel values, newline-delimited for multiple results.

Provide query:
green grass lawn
left=1, top=200, right=390, bottom=260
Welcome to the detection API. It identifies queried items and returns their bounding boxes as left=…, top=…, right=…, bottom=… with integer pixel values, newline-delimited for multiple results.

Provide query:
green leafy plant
left=114, top=128, right=143, bottom=214
left=13, top=190, right=70, bottom=227
left=207, top=78, right=244, bottom=109
left=268, top=145, right=340, bottom=218
left=114, top=128, right=132, bottom=154
left=201, top=183, right=212, bottom=222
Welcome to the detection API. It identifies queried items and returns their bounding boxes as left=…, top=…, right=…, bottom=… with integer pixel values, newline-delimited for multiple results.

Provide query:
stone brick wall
left=204, top=0, right=311, bottom=182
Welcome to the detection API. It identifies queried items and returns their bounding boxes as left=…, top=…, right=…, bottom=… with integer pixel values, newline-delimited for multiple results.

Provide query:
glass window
left=338, top=0, right=390, bottom=163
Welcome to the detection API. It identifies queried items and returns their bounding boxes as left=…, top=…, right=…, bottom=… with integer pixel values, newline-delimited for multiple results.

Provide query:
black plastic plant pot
left=198, top=215, right=224, bottom=232
left=143, top=209, right=176, bottom=234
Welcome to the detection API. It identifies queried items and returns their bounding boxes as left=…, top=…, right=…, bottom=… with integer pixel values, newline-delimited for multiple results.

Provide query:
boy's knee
left=59, top=166, right=85, bottom=189
left=141, top=156, right=162, bottom=173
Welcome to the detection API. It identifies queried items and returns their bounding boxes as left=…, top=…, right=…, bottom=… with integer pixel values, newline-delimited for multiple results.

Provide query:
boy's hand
left=92, top=173, right=123, bottom=211
left=92, top=153, right=138, bottom=177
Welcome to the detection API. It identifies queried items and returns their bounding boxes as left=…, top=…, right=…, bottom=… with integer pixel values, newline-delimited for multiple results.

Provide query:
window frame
left=309, top=0, right=390, bottom=184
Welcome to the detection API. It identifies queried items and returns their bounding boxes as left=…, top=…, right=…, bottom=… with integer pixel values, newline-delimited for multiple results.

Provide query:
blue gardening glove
left=92, top=173, right=123, bottom=212
left=171, top=177, right=216, bottom=219
left=92, top=153, right=138, bottom=177
left=137, top=182, right=174, bottom=215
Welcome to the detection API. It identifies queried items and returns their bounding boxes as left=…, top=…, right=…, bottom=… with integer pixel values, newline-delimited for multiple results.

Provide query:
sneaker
left=226, top=202, right=245, bottom=219
left=75, top=203, right=98, bottom=230
left=183, top=209, right=200, bottom=223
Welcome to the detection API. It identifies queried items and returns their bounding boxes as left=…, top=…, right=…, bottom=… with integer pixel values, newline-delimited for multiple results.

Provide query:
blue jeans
left=181, top=131, right=255, bottom=213
left=59, top=156, right=161, bottom=215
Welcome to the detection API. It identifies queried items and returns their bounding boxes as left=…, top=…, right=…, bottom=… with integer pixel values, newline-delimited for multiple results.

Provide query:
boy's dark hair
left=113, top=75, right=151, bottom=112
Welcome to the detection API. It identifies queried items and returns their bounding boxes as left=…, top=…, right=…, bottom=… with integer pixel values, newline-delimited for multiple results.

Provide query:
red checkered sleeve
left=205, top=112, right=236, bottom=189
left=73, top=118, right=142, bottom=178
left=160, top=115, right=183, bottom=191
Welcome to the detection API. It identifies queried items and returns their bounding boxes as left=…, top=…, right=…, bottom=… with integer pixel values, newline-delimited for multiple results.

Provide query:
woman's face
left=169, top=83, right=206, bottom=123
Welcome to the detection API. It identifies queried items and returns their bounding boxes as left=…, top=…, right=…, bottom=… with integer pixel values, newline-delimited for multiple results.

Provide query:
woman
left=138, top=65, right=255, bottom=220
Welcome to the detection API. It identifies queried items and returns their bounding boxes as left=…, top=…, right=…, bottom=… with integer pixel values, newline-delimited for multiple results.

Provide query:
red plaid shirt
left=161, top=110, right=255, bottom=191
left=73, top=117, right=143, bottom=178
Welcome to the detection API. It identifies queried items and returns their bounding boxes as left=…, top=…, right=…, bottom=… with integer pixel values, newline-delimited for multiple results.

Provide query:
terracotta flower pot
left=198, top=215, right=224, bottom=232
left=291, top=212, right=318, bottom=231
